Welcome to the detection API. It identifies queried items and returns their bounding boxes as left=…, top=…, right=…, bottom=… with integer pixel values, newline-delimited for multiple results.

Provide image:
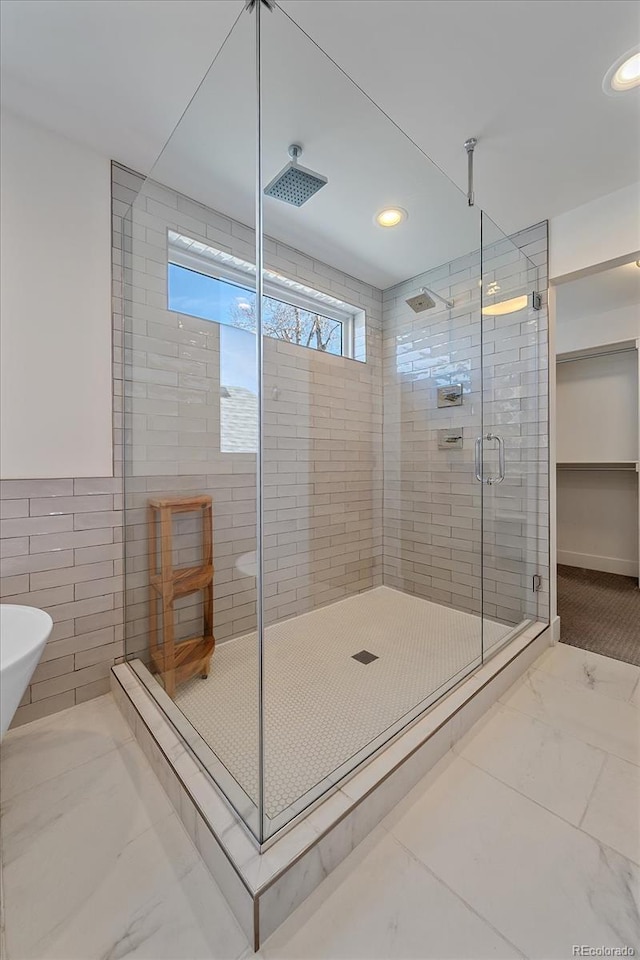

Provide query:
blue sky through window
left=169, top=262, right=343, bottom=382
left=168, top=263, right=257, bottom=392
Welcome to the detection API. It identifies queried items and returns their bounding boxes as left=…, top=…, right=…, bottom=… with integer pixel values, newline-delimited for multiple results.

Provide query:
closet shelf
left=557, top=461, right=639, bottom=471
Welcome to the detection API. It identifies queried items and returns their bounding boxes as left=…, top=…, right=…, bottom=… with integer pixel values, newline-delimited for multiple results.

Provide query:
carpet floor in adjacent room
left=557, top=564, right=640, bottom=667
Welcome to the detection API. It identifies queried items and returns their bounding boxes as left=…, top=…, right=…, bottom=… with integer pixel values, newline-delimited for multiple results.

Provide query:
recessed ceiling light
left=481, top=295, right=529, bottom=317
left=603, top=48, right=640, bottom=95
left=375, top=207, right=407, bottom=228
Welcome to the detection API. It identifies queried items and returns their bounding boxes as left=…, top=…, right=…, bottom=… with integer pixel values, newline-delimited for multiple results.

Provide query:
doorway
left=554, top=258, right=640, bottom=666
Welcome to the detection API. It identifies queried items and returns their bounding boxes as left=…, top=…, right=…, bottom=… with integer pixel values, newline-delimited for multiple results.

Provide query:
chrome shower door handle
left=497, top=434, right=506, bottom=484
left=474, top=436, right=483, bottom=482
left=485, top=433, right=505, bottom=485
left=475, top=433, right=506, bottom=484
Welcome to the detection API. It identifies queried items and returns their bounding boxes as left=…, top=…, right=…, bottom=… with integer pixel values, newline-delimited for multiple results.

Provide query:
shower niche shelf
left=147, top=495, right=215, bottom=699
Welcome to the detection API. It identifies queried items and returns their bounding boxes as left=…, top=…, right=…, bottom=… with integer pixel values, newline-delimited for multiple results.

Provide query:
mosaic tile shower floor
left=174, top=586, right=511, bottom=821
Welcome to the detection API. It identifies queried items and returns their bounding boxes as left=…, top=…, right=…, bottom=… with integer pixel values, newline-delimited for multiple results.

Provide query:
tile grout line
left=478, top=697, right=608, bottom=758
left=531, top=656, right=640, bottom=701
left=1, top=728, right=134, bottom=805
left=497, top=668, right=640, bottom=768
left=390, top=831, right=527, bottom=959
left=535, top=659, right=640, bottom=704
left=453, top=754, right=638, bottom=867
left=21, top=811, right=192, bottom=960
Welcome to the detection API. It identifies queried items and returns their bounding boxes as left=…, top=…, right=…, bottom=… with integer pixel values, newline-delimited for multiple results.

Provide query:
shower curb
left=111, top=622, right=550, bottom=950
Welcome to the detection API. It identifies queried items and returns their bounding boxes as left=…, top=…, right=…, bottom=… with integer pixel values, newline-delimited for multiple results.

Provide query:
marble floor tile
left=1, top=741, right=175, bottom=956
left=536, top=643, right=640, bottom=703
left=3, top=645, right=639, bottom=960
left=500, top=669, right=640, bottom=766
left=0, top=694, right=133, bottom=801
left=581, top=753, right=640, bottom=866
left=389, top=756, right=640, bottom=960
left=10, top=812, right=248, bottom=960
left=456, top=702, right=606, bottom=824
left=258, top=829, right=521, bottom=959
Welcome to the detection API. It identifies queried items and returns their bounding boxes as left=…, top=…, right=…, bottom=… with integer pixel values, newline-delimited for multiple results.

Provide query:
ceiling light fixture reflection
left=603, top=48, right=640, bottom=94
left=375, top=207, right=407, bottom=228
left=481, top=294, right=529, bottom=317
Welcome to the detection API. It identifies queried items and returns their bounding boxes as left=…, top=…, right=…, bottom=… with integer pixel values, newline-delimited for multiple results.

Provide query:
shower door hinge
left=531, top=291, right=542, bottom=311
left=532, top=574, right=542, bottom=593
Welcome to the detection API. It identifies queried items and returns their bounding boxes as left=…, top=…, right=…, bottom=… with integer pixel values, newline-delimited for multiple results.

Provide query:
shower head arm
left=421, top=287, right=454, bottom=310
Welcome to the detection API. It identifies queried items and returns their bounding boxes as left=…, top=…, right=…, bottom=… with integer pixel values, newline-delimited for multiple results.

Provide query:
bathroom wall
left=549, top=182, right=640, bottom=281
left=0, top=478, right=123, bottom=724
left=382, top=222, right=550, bottom=627
left=115, top=164, right=383, bottom=661
left=0, top=109, right=113, bottom=479
left=0, top=114, right=122, bottom=725
left=556, top=303, right=640, bottom=355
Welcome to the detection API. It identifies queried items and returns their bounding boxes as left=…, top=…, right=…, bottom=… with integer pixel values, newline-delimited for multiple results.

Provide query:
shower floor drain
left=352, top=650, right=379, bottom=664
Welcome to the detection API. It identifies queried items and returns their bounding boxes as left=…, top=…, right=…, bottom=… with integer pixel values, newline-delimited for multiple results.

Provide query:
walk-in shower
left=118, top=0, right=550, bottom=851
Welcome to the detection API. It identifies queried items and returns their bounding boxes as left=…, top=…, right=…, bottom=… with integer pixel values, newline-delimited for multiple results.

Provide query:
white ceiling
left=281, top=0, right=640, bottom=231
left=1, top=0, right=639, bottom=286
left=0, top=0, right=242, bottom=175
left=146, top=5, right=482, bottom=287
left=556, top=259, right=640, bottom=322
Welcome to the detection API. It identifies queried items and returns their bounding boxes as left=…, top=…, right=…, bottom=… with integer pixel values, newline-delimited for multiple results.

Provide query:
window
left=169, top=263, right=344, bottom=356
left=167, top=232, right=359, bottom=359
left=167, top=232, right=365, bottom=454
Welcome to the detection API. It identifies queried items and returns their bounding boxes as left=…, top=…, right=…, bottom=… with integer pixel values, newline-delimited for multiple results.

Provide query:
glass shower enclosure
left=120, top=0, right=549, bottom=845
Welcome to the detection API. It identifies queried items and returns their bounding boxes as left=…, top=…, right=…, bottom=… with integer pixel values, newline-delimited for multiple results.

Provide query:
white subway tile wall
left=0, top=478, right=123, bottom=724
left=117, top=163, right=383, bottom=659
left=382, top=222, right=549, bottom=626
left=0, top=161, right=547, bottom=726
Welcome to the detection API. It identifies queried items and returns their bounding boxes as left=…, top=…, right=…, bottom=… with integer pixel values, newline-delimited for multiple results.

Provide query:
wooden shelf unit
left=147, top=495, right=215, bottom=698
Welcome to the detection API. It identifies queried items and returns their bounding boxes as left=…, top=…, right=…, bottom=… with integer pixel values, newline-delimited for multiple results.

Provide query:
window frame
left=167, top=236, right=358, bottom=360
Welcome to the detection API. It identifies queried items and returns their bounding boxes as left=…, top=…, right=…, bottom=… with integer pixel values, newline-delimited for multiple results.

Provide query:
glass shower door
left=121, top=8, right=263, bottom=840
left=259, top=1, right=484, bottom=840
left=479, top=213, right=550, bottom=655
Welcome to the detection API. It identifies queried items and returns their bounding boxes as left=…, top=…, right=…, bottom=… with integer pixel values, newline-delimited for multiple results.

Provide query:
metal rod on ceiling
left=464, top=137, right=478, bottom=207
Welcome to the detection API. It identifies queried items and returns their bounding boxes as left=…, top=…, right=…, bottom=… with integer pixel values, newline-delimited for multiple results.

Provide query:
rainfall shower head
left=405, top=290, right=436, bottom=313
left=264, top=144, right=328, bottom=207
left=405, top=287, right=454, bottom=313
